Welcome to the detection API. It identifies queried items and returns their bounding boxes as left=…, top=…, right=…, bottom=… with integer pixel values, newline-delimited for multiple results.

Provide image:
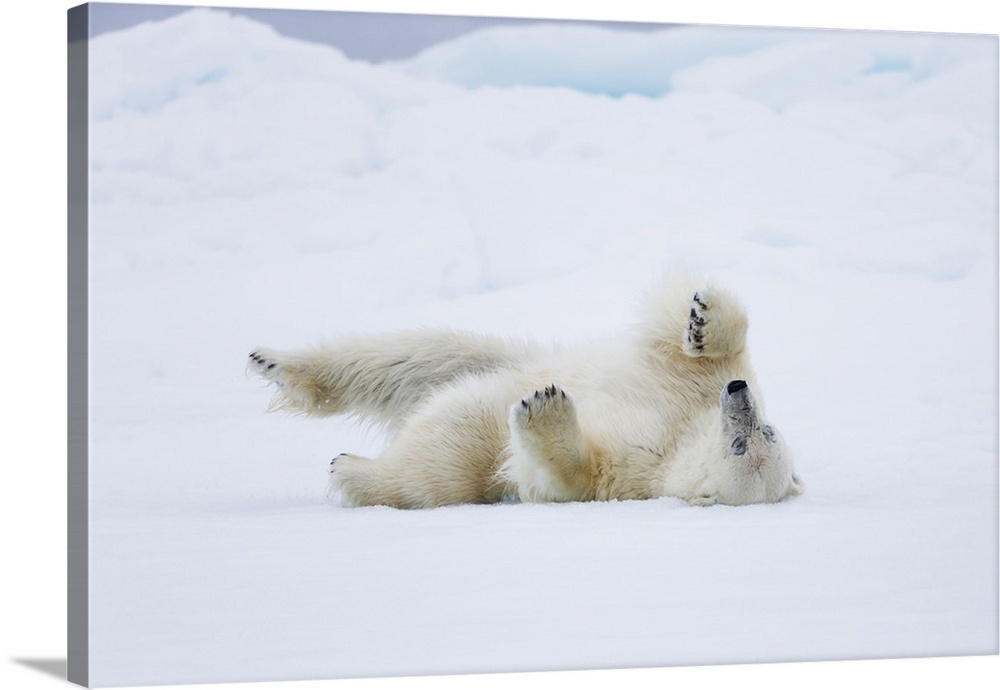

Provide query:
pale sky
left=81, top=2, right=666, bottom=62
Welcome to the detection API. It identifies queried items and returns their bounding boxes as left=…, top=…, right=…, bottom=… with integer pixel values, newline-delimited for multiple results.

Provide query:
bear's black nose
left=727, top=380, right=748, bottom=395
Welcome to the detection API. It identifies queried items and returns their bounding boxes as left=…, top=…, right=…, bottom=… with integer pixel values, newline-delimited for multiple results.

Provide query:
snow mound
left=396, top=22, right=996, bottom=113
left=88, top=7, right=435, bottom=120
left=395, top=23, right=783, bottom=97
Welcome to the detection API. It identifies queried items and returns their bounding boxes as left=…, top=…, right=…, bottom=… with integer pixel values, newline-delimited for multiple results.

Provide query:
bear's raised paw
left=683, top=291, right=712, bottom=356
left=513, top=384, right=574, bottom=431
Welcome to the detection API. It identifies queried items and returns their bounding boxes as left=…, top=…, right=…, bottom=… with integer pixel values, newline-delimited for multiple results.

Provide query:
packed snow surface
left=84, top=9, right=998, bottom=687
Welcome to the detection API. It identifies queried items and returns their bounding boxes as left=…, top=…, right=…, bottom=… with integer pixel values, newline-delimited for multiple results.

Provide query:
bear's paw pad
left=515, top=384, right=574, bottom=428
left=683, top=291, right=712, bottom=356
left=248, top=349, right=283, bottom=382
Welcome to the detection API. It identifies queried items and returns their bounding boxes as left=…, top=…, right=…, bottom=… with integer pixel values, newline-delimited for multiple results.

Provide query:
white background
left=1, top=1, right=998, bottom=689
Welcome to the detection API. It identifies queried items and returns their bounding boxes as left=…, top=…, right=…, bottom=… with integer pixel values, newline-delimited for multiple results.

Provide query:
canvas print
left=68, top=3, right=998, bottom=687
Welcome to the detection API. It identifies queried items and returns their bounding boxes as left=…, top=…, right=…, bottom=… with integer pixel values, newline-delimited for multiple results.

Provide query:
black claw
left=521, top=399, right=529, bottom=409
left=267, top=363, right=276, bottom=370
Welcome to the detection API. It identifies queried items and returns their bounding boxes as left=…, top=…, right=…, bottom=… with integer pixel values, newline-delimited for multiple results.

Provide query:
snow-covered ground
left=82, top=8, right=997, bottom=687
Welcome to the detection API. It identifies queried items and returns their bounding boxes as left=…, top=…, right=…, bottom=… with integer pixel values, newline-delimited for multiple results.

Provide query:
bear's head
left=689, top=379, right=803, bottom=507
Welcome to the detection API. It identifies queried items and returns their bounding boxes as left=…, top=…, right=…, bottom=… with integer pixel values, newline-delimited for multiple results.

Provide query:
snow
left=83, top=8, right=998, bottom=687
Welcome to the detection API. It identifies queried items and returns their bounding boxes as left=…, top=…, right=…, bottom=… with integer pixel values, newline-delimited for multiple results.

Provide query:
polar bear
left=248, top=276, right=803, bottom=509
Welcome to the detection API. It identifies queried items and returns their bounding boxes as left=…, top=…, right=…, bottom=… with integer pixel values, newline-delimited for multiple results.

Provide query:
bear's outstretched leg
left=248, top=331, right=535, bottom=431
left=503, top=385, right=594, bottom=502
left=681, top=288, right=748, bottom=359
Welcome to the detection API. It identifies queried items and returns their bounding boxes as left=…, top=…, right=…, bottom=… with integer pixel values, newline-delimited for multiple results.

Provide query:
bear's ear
left=786, top=474, right=805, bottom=498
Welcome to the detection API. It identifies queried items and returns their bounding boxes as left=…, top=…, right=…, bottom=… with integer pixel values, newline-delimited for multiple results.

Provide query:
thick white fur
left=248, top=276, right=803, bottom=509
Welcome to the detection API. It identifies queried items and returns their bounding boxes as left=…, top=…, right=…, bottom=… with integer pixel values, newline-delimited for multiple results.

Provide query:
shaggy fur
left=248, top=276, right=803, bottom=508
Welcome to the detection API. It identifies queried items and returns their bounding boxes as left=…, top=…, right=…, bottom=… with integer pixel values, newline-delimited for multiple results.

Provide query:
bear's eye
left=762, top=425, right=775, bottom=443
left=731, top=436, right=747, bottom=455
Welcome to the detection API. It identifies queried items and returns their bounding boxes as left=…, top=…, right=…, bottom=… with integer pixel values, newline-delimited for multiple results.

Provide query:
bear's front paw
left=247, top=348, right=284, bottom=384
left=513, top=384, right=574, bottom=430
left=683, top=291, right=712, bottom=357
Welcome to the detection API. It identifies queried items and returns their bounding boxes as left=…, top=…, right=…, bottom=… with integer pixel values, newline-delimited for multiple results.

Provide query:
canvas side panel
left=67, top=4, right=90, bottom=687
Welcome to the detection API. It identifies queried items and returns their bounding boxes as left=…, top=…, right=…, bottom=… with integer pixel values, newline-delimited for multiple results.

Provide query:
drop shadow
left=12, top=658, right=68, bottom=682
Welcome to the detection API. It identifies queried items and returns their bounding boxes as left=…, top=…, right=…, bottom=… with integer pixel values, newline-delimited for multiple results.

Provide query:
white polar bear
left=248, top=276, right=803, bottom=509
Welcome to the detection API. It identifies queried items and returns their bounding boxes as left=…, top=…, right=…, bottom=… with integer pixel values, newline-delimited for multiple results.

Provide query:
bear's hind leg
left=328, top=453, right=405, bottom=508
left=329, top=447, right=506, bottom=509
left=329, top=451, right=448, bottom=509
left=503, top=385, right=594, bottom=502
left=249, top=331, right=535, bottom=430
left=328, top=397, right=512, bottom=509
